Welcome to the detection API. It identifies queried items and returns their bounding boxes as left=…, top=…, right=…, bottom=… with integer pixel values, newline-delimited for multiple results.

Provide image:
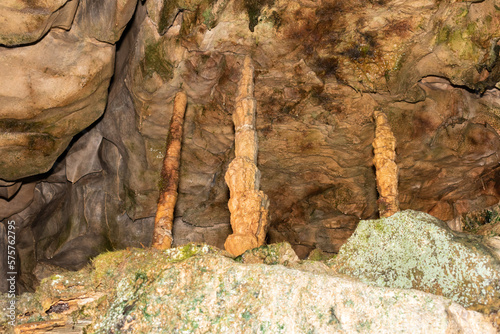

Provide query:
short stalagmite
left=373, top=109, right=399, bottom=217
left=152, top=91, right=187, bottom=250
left=224, top=56, right=270, bottom=256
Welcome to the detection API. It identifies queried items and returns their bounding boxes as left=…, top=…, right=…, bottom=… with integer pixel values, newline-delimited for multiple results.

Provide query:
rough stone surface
left=461, top=203, right=500, bottom=237
left=0, top=28, right=114, bottom=180
left=0, top=0, right=78, bottom=46
left=0, top=244, right=496, bottom=333
left=331, top=210, right=500, bottom=309
left=238, top=242, right=300, bottom=265
left=1, top=0, right=500, bottom=291
left=0, top=0, right=139, bottom=180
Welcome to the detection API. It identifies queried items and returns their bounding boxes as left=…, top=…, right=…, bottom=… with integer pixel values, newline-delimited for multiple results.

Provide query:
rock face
left=0, top=0, right=137, bottom=180
left=1, top=244, right=496, bottom=334
left=331, top=210, right=500, bottom=309
left=0, top=0, right=79, bottom=46
left=1, top=0, right=500, bottom=291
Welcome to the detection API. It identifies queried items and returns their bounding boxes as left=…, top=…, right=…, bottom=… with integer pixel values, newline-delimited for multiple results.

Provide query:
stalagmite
left=152, top=91, right=187, bottom=250
left=373, top=109, right=399, bottom=217
left=224, top=56, right=270, bottom=256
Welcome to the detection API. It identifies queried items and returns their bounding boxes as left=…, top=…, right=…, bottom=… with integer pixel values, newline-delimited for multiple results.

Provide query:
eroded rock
left=2, top=0, right=500, bottom=293
left=0, top=0, right=78, bottom=46
left=331, top=210, right=500, bottom=309
left=0, top=244, right=496, bottom=333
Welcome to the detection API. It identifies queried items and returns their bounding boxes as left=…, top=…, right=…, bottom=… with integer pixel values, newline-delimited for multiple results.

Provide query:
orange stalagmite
left=224, top=56, right=270, bottom=256
left=152, top=91, right=187, bottom=250
left=373, top=109, right=399, bottom=217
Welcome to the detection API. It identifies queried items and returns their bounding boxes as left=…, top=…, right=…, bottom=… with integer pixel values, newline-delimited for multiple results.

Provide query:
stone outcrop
left=0, top=0, right=138, bottom=181
left=224, top=56, right=270, bottom=256
left=1, top=0, right=500, bottom=292
left=0, top=0, right=79, bottom=46
left=152, top=91, right=187, bottom=250
left=331, top=210, right=500, bottom=309
left=1, top=244, right=496, bottom=333
left=373, top=109, right=399, bottom=217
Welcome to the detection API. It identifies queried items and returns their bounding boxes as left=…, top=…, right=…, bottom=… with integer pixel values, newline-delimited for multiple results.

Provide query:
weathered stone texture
left=2, top=244, right=495, bottom=333
left=331, top=210, right=500, bottom=308
left=1, top=0, right=500, bottom=292
left=0, top=0, right=78, bottom=46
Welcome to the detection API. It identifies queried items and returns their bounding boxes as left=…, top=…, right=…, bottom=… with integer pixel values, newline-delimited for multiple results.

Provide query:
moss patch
left=140, top=40, right=174, bottom=81
left=243, top=0, right=275, bottom=32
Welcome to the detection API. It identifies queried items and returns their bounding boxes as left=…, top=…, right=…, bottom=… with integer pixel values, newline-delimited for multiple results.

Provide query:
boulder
left=331, top=210, right=500, bottom=309
left=1, top=244, right=495, bottom=333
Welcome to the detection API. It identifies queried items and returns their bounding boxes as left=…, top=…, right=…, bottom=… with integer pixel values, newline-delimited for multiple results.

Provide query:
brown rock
left=0, top=0, right=78, bottom=46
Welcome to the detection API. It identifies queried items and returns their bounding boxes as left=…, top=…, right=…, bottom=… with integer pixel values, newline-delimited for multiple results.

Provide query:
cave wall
left=1, top=0, right=500, bottom=291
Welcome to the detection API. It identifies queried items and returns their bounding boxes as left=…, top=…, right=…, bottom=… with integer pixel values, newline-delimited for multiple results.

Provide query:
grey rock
left=331, top=210, right=500, bottom=308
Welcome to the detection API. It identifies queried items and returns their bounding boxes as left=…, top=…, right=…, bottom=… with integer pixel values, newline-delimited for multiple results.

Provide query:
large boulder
left=1, top=244, right=496, bottom=333
left=331, top=210, right=500, bottom=309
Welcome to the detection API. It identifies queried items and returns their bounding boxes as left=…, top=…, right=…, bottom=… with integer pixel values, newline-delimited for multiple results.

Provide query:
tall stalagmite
left=224, top=56, right=270, bottom=256
left=152, top=91, right=187, bottom=250
left=373, top=109, right=399, bottom=217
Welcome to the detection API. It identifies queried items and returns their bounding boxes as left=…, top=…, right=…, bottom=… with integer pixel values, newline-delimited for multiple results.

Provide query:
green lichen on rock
left=4, top=242, right=497, bottom=333
left=330, top=210, right=500, bottom=308
left=140, top=40, right=174, bottom=81
left=238, top=242, right=300, bottom=265
left=462, top=204, right=500, bottom=236
left=157, top=0, right=221, bottom=34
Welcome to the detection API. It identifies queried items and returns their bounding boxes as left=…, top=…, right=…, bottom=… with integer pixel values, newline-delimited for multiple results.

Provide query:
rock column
left=373, top=109, right=399, bottom=217
left=224, top=56, right=270, bottom=256
left=152, top=91, right=187, bottom=250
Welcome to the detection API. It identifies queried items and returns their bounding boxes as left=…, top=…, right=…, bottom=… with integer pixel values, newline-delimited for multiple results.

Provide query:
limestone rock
left=331, top=210, right=500, bottom=308
left=2, top=245, right=496, bottom=333
left=75, top=0, right=138, bottom=43
left=0, top=0, right=78, bottom=46
left=0, top=29, right=114, bottom=180
left=461, top=203, right=500, bottom=236
left=65, top=131, right=104, bottom=183
left=3, top=0, right=500, bottom=291
left=0, top=0, right=138, bottom=180
left=0, top=183, right=36, bottom=220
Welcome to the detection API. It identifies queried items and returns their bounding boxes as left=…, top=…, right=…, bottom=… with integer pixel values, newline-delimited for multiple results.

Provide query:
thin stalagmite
left=152, top=91, right=187, bottom=250
left=224, top=56, right=270, bottom=256
left=373, top=109, right=399, bottom=217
